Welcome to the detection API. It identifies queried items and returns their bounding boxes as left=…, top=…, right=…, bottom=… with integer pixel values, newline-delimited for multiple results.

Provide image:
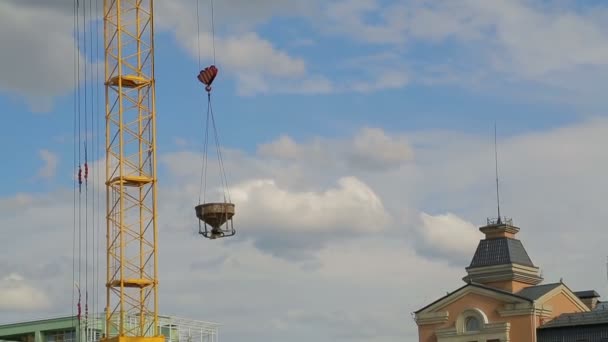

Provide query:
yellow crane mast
left=102, top=1, right=163, bottom=342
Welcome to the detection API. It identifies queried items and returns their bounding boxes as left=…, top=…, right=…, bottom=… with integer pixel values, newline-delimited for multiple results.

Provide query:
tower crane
left=98, top=1, right=234, bottom=342
left=101, top=1, right=162, bottom=342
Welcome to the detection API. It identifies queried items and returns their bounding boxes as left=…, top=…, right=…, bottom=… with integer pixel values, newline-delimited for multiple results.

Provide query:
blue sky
left=3, top=1, right=608, bottom=341
left=0, top=1, right=588, bottom=194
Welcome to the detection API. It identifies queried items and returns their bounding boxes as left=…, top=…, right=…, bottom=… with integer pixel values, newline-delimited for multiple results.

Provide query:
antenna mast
left=494, top=123, right=502, bottom=224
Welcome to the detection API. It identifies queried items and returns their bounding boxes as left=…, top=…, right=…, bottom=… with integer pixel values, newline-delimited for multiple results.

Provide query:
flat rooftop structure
left=0, top=314, right=220, bottom=342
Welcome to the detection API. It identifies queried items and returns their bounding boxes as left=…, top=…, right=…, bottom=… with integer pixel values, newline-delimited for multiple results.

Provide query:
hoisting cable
left=83, top=0, right=92, bottom=336
left=197, top=85, right=231, bottom=206
left=197, top=0, right=230, bottom=202
left=194, top=0, right=236, bottom=238
left=74, top=0, right=83, bottom=340
left=71, top=0, right=78, bottom=335
left=199, top=93, right=210, bottom=204
left=196, top=0, right=202, bottom=70
left=211, top=0, right=217, bottom=65
left=196, top=0, right=221, bottom=205
left=210, top=0, right=229, bottom=203
left=195, top=0, right=217, bottom=66
left=79, top=13, right=83, bottom=342
left=94, top=0, right=102, bottom=326
left=209, top=93, right=231, bottom=203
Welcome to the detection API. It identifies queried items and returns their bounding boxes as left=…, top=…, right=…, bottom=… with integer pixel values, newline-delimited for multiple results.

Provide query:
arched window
left=455, top=308, right=488, bottom=334
left=465, top=316, right=481, bottom=331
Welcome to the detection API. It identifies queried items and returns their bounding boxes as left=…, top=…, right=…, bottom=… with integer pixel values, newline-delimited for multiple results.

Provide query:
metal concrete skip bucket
left=195, top=202, right=235, bottom=239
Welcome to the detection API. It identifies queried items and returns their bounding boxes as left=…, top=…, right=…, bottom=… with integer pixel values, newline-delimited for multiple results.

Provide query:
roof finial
left=494, top=122, right=502, bottom=224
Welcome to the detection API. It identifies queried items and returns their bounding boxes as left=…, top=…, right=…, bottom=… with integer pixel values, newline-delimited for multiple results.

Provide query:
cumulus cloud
left=323, top=0, right=408, bottom=45
left=281, top=309, right=405, bottom=341
left=257, top=135, right=302, bottom=160
left=323, top=0, right=608, bottom=76
left=230, top=177, right=388, bottom=233
left=158, top=170, right=391, bottom=261
left=348, top=127, right=414, bottom=170
left=228, top=176, right=390, bottom=259
left=315, top=0, right=608, bottom=106
left=155, top=0, right=412, bottom=95
left=257, top=127, right=413, bottom=171
left=412, top=212, right=481, bottom=265
left=4, top=118, right=608, bottom=340
left=0, top=273, right=52, bottom=311
left=0, top=1, right=100, bottom=112
left=155, top=0, right=324, bottom=95
left=7, top=0, right=608, bottom=110
left=36, top=149, right=58, bottom=180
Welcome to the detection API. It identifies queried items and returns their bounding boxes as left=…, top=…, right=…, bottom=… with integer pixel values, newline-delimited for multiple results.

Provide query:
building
left=414, top=217, right=608, bottom=342
left=0, top=314, right=220, bottom=342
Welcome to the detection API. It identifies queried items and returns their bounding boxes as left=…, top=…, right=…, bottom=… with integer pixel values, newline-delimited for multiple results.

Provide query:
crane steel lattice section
left=103, top=1, right=162, bottom=342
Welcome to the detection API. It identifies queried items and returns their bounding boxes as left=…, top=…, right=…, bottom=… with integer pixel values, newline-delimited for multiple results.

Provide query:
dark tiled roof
left=594, top=301, right=608, bottom=311
left=468, top=237, right=535, bottom=268
left=539, top=309, right=608, bottom=328
left=574, top=290, right=600, bottom=299
left=517, top=283, right=562, bottom=300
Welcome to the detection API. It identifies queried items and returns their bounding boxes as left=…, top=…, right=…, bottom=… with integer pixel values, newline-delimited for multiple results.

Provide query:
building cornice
left=466, top=263, right=541, bottom=275
left=479, top=224, right=520, bottom=236
left=435, top=322, right=510, bottom=342
left=463, top=263, right=542, bottom=285
left=498, top=303, right=553, bottom=318
left=415, top=311, right=449, bottom=325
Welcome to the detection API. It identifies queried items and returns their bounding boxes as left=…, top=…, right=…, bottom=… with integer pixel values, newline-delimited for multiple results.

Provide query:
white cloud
left=314, top=0, right=608, bottom=105
left=155, top=0, right=412, bottom=95
left=324, top=0, right=608, bottom=76
left=4, top=118, right=608, bottom=340
left=5, top=0, right=608, bottom=109
left=257, top=135, right=301, bottom=160
left=155, top=1, right=319, bottom=95
left=256, top=127, right=414, bottom=171
left=413, top=212, right=481, bottom=264
left=229, top=176, right=390, bottom=234
left=323, top=0, right=407, bottom=45
left=0, top=273, right=52, bottom=311
left=36, top=149, right=58, bottom=180
left=348, top=127, right=414, bottom=170
left=472, top=0, right=608, bottom=78
left=219, top=33, right=306, bottom=78
left=158, top=169, right=392, bottom=260
left=350, top=70, right=408, bottom=92
left=0, top=1, right=92, bottom=112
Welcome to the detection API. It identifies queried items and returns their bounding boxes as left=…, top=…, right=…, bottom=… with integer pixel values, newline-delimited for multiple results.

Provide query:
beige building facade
left=414, top=219, right=595, bottom=342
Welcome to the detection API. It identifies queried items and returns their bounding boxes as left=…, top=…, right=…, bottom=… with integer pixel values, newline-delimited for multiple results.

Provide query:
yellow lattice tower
left=103, top=1, right=163, bottom=342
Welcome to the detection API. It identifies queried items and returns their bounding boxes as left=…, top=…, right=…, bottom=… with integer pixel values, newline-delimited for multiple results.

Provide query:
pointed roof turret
left=463, top=218, right=543, bottom=292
